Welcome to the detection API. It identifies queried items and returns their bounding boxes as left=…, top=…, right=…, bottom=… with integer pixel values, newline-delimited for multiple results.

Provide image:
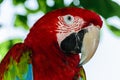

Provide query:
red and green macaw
left=0, top=7, right=102, bottom=80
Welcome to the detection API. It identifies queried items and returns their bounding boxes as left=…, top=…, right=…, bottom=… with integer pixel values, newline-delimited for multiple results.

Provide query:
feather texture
left=0, top=43, right=33, bottom=80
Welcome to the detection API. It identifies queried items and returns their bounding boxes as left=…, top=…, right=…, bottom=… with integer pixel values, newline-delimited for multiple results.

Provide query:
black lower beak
left=60, top=29, right=87, bottom=54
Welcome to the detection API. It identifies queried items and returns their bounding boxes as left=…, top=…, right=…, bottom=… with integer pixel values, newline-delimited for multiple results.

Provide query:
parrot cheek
left=80, top=24, right=100, bottom=66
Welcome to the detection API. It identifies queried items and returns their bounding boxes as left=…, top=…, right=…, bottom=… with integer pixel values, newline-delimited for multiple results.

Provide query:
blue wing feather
left=15, top=64, right=33, bottom=80
left=26, top=64, right=33, bottom=80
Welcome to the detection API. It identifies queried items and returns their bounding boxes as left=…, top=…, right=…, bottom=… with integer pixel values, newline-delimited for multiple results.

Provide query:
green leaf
left=0, top=39, right=22, bottom=62
left=54, top=0, right=65, bottom=8
left=107, top=24, right=120, bottom=36
left=80, top=0, right=120, bottom=19
left=45, top=0, right=65, bottom=13
left=25, top=0, right=46, bottom=14
left=25, top=6, right=40, bottom=14
left=69, top=1, right=80, bottom=7
left=37, top=0, right=48, bottom=13
left=14, top=14, right=29, bottom=30
left=12, top=0, right=26, bottom=5
left=0, top=0, right=3, bottom=4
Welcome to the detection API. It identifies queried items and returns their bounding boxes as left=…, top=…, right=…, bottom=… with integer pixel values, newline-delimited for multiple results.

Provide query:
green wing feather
left=4, top=51, right=30, bottom=80
left=3, top=49, right=32, bottom=80
left=73, top=66, right=86, bottom=80
left=79, top=67, right=86, bottom=80
left=0, top=43, right=32, bottom=80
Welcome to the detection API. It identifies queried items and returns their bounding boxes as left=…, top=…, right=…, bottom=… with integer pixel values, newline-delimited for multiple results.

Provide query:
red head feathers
left=24, top=7, right=102, bottom=80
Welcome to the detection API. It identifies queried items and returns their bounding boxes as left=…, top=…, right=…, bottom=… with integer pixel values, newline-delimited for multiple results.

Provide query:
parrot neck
left=31, top=44, right=80, bottom=80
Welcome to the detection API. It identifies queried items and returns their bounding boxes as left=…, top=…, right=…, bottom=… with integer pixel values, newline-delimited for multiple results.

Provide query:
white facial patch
left=56, top=14, right=85, bottom=46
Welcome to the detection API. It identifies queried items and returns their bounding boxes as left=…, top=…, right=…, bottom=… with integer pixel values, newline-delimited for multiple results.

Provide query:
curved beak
left=80, top=24, right=100, bottom=66
left=57, top=23, right=101, bottom=66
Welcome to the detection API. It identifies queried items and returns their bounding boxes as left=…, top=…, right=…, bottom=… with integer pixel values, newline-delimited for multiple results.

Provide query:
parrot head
left=24, top=7, right=102, bottom=79
left=55, top=9, right=102, bottom=65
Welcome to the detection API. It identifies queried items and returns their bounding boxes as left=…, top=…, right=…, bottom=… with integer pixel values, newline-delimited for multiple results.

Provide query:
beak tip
left=77, top=60, right=85, bottom=67
left=78, top=62, right=84, bottom=67
left=78, top=25, right=100, bottom=67
left=80, top=61, right=85, bottom=66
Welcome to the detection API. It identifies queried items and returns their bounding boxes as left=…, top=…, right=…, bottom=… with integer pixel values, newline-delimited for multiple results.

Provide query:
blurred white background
left=0, top=0, right=120, bottom=80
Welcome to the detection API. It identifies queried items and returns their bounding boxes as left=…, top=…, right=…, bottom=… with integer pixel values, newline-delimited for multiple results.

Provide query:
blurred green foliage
left=0, top=0, right=120, bottom=61
left=107, top=23, right=120, bottom=36
left=14, top=14, right=29, bottom=30
left=0, top=39, right=22, bottom=61
left=12, top=0, right=26, bottom=5
left=0, top=0, right=3, bottom=3
left=81, top=0, right=120, bottom=19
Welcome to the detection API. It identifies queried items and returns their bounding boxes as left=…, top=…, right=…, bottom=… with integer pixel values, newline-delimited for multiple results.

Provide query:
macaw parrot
left=0, top=7, right=102, bottom=80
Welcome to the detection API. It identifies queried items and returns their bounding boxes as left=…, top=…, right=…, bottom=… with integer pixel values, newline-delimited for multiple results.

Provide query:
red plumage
left=0, top=7, right=102, bottom=80
left=24, top=7, right=102, bottom=80
left=0, top=43, right=30, bottom=79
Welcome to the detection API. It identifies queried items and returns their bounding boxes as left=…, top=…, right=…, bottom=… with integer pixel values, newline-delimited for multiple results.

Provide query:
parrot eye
left=63, top=15, right=74, bottom=25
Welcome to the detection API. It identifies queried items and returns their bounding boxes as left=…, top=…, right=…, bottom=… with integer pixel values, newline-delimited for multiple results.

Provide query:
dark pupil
left=67, top=16, right=72, bottom=21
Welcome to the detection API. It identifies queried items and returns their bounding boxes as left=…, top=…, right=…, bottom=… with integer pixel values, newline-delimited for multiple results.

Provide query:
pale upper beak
left=80, top=24, right=100, bottom=65
left=57, top=24, right=100, bottom=66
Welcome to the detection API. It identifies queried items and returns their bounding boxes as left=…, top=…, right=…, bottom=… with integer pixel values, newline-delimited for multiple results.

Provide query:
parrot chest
left=32, top=51, right=81, bottom=80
